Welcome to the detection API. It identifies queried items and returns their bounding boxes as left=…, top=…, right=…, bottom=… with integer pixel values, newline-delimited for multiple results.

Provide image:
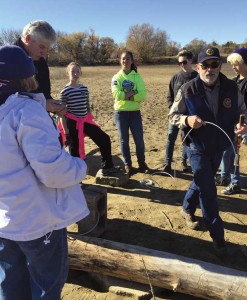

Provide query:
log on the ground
left=67, top=235, right=247, bottom=300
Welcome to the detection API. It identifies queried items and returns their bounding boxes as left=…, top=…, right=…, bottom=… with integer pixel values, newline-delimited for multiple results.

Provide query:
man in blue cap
left=168, top=46, right=247, bottom=257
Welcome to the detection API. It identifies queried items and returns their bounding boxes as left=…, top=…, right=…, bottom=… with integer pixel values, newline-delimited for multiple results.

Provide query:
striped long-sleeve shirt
left=60, top=84, right=90, bottom=117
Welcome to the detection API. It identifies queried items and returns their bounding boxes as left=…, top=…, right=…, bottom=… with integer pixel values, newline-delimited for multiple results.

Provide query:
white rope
left=151, top=171, right=175, bottom=179
left=205, top=121, right=237, bottom=156
left=141, top=121, right=238, bottom=190
left=176, top=121, right=238, bottom=176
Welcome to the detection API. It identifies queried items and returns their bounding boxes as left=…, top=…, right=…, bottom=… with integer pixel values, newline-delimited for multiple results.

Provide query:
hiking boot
left=138, top=163, right=150, bottom=173
left=101, top=166, right=120, bottom=176
left=125, top=165, right=133, bottom=176
left=180, top=209, right=199, bottom=230
left=215, top=175, right=230, bottom=186
left=181, top=161, right=192, bottom=173
left=163, top=164, right=172, bottom=173
left=221, top=183, right=241, bottom=195
left=213, top=239, right=228, bottom=258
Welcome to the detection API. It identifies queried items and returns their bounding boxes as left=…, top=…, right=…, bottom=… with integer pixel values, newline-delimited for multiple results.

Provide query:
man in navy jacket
left=169, top=46, right=247, bottom=257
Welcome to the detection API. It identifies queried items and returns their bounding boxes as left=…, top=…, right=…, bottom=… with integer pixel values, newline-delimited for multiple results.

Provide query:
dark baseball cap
left=0, top=45, right=35, bottom=79
left=198, top=47, right=221, bottom=63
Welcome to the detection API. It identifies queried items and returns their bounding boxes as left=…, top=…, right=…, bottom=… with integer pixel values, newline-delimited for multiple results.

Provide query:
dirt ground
left=50, top=64, right=247, bottom=299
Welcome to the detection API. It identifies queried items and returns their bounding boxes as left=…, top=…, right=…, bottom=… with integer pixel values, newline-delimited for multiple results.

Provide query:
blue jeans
left=0, top=229, right=68, bottom=300
left=220, top=143, right=240, bottom=185
left=114, top=111, right=145, bottom=167
left=183, top=145, right=224, bottom=242
left=165, top=122, right=188, bottom=165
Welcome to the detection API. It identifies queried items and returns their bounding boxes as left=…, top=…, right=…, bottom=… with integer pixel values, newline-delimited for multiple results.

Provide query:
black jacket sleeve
left=167, top=76, right=175, bottom=109
left=33, top=58, right=52, bottom=99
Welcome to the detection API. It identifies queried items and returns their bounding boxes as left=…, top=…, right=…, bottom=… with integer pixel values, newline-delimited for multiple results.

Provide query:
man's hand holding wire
left=186, top=115, right=206, bottom=129
left=46, top=99, right=67, bottom=117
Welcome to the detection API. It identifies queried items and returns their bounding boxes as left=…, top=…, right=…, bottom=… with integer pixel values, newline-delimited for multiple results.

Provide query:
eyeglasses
left=199, top=61, right=220, bottom=70
left=178, top=60, right=188, bottom=66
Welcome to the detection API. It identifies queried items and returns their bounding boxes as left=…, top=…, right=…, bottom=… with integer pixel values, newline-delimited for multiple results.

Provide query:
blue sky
left=1, top=0, right=246, bottom=47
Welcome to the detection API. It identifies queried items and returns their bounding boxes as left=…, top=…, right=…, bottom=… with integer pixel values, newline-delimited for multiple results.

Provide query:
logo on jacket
left=122, top=80, right=134, bottom=92
left=223, top=98, right=231, bottom=108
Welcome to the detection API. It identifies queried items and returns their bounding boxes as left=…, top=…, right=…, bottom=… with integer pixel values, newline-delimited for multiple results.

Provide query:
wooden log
left=67, top=235, right=247, bottom=300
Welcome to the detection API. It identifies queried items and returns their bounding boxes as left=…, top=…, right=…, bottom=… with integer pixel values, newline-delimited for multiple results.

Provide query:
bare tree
left=52, top=30, right=118, bottom=65
left=184, top=38, right=207, bottom=57
left=0, top=28, right=21, bottom=45
left=97, top=37, right=118, bottom=63
left=57, top=32, right=87, bottom=64
left=83, top=28, right=100, bottom=65
left=166, top=41, right=181, bottom=56
left=221, top=41, right=239, bottom=54
left=126, top=23, right=167, bottom=62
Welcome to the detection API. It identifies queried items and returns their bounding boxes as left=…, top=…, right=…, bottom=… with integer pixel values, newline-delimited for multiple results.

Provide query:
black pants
left=67, top=118, right=113, bottom=169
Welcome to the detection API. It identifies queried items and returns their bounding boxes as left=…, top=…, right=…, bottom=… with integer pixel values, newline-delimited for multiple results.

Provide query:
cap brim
left=199, top=56, right=220, bottom=63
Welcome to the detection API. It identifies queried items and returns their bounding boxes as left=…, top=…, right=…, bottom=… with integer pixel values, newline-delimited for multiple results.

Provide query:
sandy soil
left=50, top=64, right=247, bottom=300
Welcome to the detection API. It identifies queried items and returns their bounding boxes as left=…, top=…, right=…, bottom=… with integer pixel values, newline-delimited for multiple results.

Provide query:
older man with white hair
left=15, top=20, right=66, bottom=116
left=169, top=46, right=247, bottom=257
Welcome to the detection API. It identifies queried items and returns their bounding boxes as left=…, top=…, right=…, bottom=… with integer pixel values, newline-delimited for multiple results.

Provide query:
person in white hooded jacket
left=0, top=45, right=89, bottom=300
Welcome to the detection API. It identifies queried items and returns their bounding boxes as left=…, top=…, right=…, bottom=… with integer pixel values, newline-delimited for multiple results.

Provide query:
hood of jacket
left=0, top=80, right=46, bottom=122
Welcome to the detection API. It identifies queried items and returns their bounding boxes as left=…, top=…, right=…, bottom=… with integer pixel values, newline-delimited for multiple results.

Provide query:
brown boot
left=180, top=209, right=199, bottom=230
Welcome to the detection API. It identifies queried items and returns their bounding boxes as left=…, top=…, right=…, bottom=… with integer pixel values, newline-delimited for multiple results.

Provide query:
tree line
left=1, top=23, right=247, bottom=66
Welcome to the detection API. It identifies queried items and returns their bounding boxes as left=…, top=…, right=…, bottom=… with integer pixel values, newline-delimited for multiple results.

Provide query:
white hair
left=227, top=53, right=244, bottom=65
left=21, top=20, right=56, bottom=46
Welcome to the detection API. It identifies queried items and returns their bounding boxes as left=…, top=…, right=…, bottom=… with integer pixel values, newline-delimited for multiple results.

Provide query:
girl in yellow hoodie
left=111, top=51, right=149, bottom=175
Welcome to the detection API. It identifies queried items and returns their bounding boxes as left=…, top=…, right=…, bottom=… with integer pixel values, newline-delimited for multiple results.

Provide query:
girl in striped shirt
left=60, top=62, right=116, bottom=175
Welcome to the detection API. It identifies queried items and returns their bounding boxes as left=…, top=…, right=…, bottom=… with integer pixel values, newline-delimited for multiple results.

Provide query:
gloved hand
left=65, top=134, right=72, bottom=147
left=242, top=134, right=247, bottom=145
